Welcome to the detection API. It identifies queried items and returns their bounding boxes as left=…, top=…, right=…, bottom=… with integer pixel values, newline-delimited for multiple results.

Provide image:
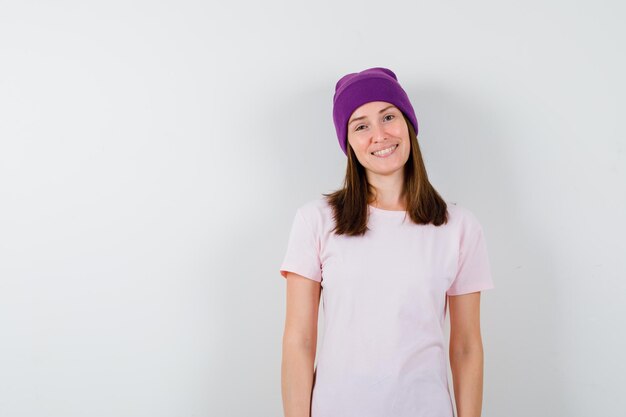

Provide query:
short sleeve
left=446, top=213, right=495, bottom=296
left=279, top=208, right=322, bottom=283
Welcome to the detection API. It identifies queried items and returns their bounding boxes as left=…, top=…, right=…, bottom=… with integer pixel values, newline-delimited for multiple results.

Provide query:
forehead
left=349, top=101, right=398, bottom=121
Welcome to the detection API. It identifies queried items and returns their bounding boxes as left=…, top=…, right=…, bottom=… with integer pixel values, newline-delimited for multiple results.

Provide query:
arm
left=281, top=272, right=322, bottom=417
left=448, top=291, right=485, bottom=417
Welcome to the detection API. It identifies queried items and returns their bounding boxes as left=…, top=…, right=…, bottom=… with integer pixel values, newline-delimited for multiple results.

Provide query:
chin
left=368, top=164, right=404, bottom=175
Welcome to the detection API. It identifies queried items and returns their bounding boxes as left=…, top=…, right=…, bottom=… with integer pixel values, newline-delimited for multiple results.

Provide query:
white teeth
left=372, top=144, right=398, bottom=156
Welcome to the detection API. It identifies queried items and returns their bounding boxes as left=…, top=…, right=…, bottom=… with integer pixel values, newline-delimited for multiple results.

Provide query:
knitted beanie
left=332, top=67, right=418, bottom=156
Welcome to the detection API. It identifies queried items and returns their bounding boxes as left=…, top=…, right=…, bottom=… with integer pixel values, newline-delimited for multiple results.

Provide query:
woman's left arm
left=448, top=291, right=486, bottom=417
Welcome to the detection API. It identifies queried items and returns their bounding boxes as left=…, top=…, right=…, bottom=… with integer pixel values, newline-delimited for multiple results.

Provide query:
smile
left=371, top=144, right=398, bottom=158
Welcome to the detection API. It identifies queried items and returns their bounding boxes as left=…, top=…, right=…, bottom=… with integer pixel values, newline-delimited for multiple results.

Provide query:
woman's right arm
left=281, top=272, right=322, bottom=417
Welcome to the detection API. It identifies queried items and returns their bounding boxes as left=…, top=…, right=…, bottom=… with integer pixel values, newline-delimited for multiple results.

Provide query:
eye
left=354, top=114, right=394, bottom=131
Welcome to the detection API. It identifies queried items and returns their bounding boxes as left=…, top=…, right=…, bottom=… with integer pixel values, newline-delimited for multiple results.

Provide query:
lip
left=371, top=144, right=399, bottom=158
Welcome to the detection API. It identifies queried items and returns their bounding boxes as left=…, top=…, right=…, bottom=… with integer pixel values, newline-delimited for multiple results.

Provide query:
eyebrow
left=348, top=105, right=396, bottom=126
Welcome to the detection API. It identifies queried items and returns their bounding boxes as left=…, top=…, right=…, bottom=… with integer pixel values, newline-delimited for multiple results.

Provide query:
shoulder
left=294, top=196, right=333, bottom=231
left=445, top=201, right=485, bottom=232
left=296, top=196, right=335, bottom=237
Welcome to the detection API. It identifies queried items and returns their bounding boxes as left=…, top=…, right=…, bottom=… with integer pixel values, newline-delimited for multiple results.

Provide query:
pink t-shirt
left=279, top=197, right=494, bottom=417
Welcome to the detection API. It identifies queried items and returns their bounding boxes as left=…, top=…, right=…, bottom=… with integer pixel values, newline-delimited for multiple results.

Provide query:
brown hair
left=322, top=113, right=449, bottom=236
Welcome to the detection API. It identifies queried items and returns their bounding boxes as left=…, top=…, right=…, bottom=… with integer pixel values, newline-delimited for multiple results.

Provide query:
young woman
left=279, top=67, right=495, bottom=417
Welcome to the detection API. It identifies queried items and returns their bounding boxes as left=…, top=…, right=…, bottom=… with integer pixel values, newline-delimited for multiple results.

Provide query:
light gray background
left=1, top=1, right=624, bottom=416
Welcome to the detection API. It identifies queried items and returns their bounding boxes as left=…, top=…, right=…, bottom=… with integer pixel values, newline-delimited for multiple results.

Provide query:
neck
left=367, top=171, right=405, bottom=210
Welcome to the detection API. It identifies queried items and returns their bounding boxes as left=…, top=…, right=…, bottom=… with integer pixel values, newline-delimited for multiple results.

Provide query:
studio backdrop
left=0, top=1, right=624, bottom=416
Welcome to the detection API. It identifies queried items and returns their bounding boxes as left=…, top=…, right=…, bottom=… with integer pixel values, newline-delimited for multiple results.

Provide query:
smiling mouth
left=371, top=144, right=398, bottom=157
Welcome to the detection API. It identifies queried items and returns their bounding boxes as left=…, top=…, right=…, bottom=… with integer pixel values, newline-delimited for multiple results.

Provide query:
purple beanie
left=332, top=67, right=418, bottom=156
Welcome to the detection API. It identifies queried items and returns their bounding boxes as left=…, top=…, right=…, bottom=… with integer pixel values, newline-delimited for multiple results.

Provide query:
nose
left=371, top=121, right=388, bottom=143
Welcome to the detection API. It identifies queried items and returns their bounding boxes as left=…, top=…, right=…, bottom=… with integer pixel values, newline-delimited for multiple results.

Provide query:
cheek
left=389, top=123, right=408, bottom=138
left=350, top=134, right=369, bottom=151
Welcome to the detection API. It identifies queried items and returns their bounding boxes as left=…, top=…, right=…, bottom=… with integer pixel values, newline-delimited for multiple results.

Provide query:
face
left=346, top=101, right=410, bottom=176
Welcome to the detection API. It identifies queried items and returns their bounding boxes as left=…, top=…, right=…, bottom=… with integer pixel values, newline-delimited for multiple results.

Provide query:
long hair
left=322, top=113, right=449, bottom=236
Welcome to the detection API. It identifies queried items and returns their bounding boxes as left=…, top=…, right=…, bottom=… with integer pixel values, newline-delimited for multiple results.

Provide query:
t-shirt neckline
left=367, top=204, right=408, bottom=215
